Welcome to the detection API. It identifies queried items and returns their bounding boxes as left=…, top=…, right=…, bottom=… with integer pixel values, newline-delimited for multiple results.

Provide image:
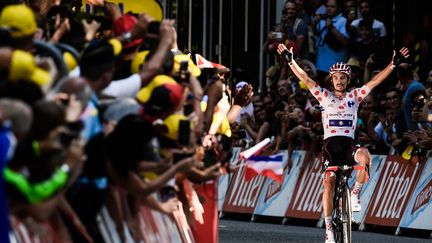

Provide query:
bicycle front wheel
left=342, top=186, right=352, bottom=243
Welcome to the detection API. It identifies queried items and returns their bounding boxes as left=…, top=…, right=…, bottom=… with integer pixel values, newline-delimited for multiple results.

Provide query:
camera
left=319, top=14, right=328, bottom=19
left=177, top=120, right=191, bottom=146
left=159, top=186, right=177, bottom=202
left=270, top=31, right=283, bottom=40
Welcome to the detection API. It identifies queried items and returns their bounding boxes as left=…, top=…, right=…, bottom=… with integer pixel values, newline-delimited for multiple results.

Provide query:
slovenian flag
left=244, top=153, right=284, bottom=183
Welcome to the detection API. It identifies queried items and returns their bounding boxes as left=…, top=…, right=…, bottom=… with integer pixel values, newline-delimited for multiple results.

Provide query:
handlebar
left=325, top=165, right=366, bottom=172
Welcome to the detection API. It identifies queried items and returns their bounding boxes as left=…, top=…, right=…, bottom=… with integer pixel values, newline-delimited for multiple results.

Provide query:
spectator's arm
left=203, top=81, right=223, bottom=133
left=139, top=20, right=175, bottom=86
left=326, top=19, right=348, bottom=47
left=108, top=156, right=194, bottom=197
left=256, top=122, right=270, bottom=143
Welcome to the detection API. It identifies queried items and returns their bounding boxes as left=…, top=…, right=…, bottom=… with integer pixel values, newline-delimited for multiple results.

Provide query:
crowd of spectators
left=0, top=0, right=256, bottom=242
left=1, top=0, right=432, bottom=242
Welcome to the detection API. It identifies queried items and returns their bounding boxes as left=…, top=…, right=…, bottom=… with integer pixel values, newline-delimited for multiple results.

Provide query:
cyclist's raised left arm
left=366, top=47, right=409, bottom=90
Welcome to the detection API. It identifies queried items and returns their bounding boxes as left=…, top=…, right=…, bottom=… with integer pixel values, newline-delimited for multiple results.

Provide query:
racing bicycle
left=325, top=165, right=368, bottom=243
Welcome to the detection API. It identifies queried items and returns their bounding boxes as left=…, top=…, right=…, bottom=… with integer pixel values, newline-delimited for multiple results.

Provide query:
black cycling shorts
left=321, top=136, right=357, bottom=171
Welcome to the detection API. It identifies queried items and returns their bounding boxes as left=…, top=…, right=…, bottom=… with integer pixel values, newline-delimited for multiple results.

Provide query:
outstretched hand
left=277, top=44, right=294, bottom=64
left=392, top=47, right=410, bottom=66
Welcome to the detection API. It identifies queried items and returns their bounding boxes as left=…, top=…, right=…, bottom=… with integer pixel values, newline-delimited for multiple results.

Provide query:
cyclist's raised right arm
left=276, top=44, right=318, bottom=90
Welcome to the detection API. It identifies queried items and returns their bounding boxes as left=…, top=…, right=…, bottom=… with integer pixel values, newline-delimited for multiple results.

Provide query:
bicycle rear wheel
left=341, top=186, right=352, bottom=243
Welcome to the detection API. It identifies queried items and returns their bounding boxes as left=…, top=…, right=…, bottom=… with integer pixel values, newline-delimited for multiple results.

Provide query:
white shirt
left=309, top=83, right=371, bottom=140
left=351, top=18, right=387, bottom=41
left=102, top=74, right=142, bottom=98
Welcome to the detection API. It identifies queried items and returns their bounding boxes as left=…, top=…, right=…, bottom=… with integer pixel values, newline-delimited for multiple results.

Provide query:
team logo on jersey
left=347, top=101, right=355, bottom=107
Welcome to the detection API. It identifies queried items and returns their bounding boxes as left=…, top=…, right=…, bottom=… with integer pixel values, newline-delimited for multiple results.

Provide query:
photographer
left=312, top=0, right=350, bottom=85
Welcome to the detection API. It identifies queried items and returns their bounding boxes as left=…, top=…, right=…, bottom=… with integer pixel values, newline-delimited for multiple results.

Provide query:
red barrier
left=364, top=156, right=425, bottom=227
left=192, top=182, right=218, bottom=243
left=222, top=166, right=267, bottom=214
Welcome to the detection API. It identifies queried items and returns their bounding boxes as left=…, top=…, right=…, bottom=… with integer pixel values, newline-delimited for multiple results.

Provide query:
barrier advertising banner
left=285, top=155, right=323, bottom=220
left=222, top=165, right=266, bottom=214
left=399, top=157, right=432, bottom=230
left=364, top=156, right=425, bottom=227
left=348, top=155, right=387, bottom=224
left=253, top=150, right=304, bottom=216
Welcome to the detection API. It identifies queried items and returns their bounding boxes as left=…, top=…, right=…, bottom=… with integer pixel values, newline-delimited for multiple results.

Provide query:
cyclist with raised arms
left=277, top=44, right=409, bottom=243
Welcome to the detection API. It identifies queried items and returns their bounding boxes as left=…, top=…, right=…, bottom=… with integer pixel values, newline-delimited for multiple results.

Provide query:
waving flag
left=244, top=153, right=284, bottom=183
left=239, top=138, right=271, bottom=160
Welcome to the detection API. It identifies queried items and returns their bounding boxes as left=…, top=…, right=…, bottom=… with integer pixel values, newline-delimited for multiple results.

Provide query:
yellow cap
left=162, top=114, right=188, bottom=141
left=136, top=75, right=177, bottom=103
left=108, top=39, right=122, bottom=56
left=0, top=4, right=37, bottom=38
left=30, top=68, right=51, bottom=86
left=131, top=50, right=150, bottom=74
left=9, top=50, right=51, bottom=86
left=63, top=51, right=78, bottom=72
left=9, top=50, right=35, bottom=81
left=173, top=54, right=201, bottom=77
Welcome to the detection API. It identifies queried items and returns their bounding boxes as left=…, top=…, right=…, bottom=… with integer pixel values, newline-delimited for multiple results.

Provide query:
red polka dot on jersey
left=314, top=91, right=320, bottom=95
left=314, top=83, right=318, bottom=87
left=326, top=125, right=329, bottom=129
left=318, top=97, right=322, bottom=101
left=349, top=94, right=353, bottom=98
left=361, top=89, right=366, bottom=95
left=358, top=97, right=363, bottom=102
left=339, top=106, right=344, bottom=109
left=354, top=90, right=358, bottom=96
left=324, top=91, right=328, bottom=97
left=338, top=96, right=343, bottom=100
left=344, top=130, right=350, bottom=133
left=331, top=130, right=336, bottom=133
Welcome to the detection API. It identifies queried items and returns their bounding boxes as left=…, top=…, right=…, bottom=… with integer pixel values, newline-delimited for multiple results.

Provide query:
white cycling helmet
left=329, top=62, right=351, bottom=77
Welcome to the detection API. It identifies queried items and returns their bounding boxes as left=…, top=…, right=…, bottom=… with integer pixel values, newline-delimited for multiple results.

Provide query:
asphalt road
left=219, top=219, right=431, bottom=243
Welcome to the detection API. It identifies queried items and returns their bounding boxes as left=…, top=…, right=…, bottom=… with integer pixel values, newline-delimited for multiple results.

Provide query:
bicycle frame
left=326, top=165, right=366, bottom=243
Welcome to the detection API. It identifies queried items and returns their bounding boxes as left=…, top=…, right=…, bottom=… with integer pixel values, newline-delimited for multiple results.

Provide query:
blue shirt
left=80, top=92, right=103, bottom=141
left=0, top=125, right=15, bottom=243
left=403, top=80, right=425, bottom=129
left=315, top=14, right=350, bottom=72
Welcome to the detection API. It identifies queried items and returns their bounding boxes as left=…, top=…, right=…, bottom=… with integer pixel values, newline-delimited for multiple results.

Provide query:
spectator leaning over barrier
left=0, top=99, right=32, bottom=243
left=403, top=90, right=431, bottom=162
left=277, top=43, right=409, bottom=243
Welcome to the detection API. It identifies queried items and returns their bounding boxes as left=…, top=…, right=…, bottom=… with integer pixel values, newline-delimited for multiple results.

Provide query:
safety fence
left=9, top=195, right=196, bottom=243
left=8, top=147, right=432, bottom=242
left=218, top=148, right=432, bottom=236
